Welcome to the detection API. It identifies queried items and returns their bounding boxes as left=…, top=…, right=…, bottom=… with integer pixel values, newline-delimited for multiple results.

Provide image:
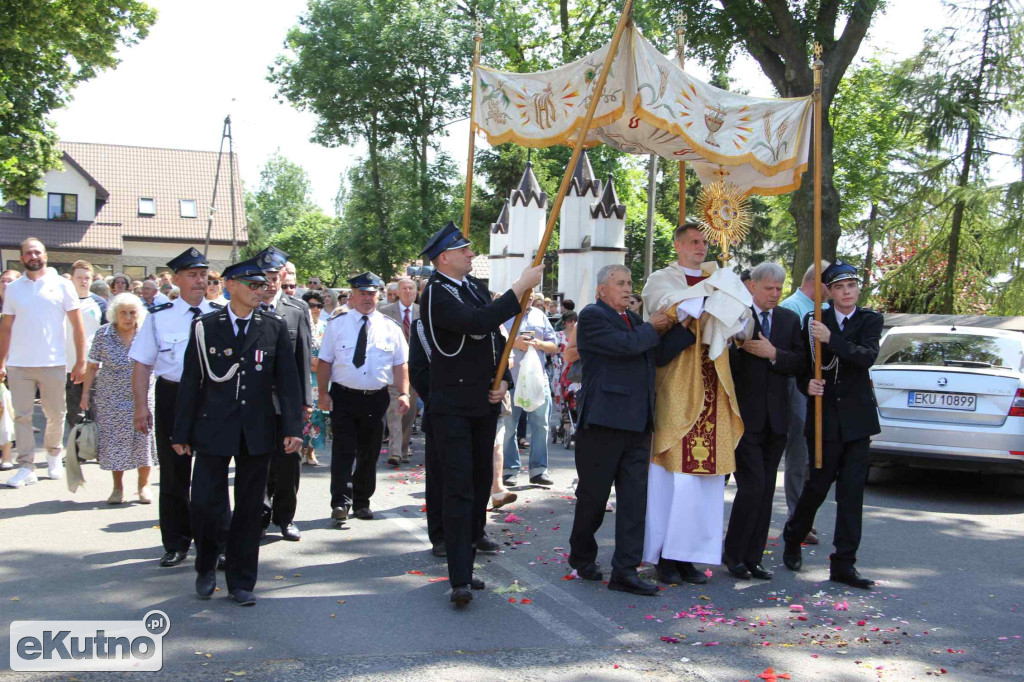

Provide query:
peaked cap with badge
left=256, top=246, right=289, bottom=273
left=822, top=259, right=858, bottom=287
left=167, top=247, right=209, bottom=272
left=420, top=221, right=471, bottom=261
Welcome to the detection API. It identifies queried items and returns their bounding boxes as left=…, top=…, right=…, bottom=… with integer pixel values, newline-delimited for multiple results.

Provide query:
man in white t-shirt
left=0, top=238, right=87, bottom=487
left=66, top=260, right=104, bottom=428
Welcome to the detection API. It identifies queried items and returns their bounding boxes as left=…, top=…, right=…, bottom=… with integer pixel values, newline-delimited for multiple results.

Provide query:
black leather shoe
left=656, top=558, right=683, bottom=585
left=228, top=589, right=257, bottom=606
left=470, top=577, right=486, bottom=590
left=216, top=553, right=227, bottom=571
left=830, top=567, right=875, bottom=589
left=354, top=507, right=373, bottom=520
left=431, top=542, right=446, bottom=557
left=529, top=472, right=554, bottom=486
left=473, top=535, right=499, bottom=554
left=575, top=564, right=603, bottom=581
left=726, top=560, right=753, bottom=580
left=280, top=523, right=301, bottom=541
left=159, top=550, right=187, bottom=567
left=783, top=542, right=802, bottom=571
left=195, top=571, right=216, bottom=600
left=331, top=506, right=349, bottom=522
left=450, top=586, right=473, bottom=606
left=750, top=564, right=774, bottom=580
left=608, top=573, right=658, bottom=596
left=676, top=561, right=709, bottom=585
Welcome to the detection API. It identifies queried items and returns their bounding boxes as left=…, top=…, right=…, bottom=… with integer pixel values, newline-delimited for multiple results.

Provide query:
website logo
left=10, top=610, right=170, bottom=672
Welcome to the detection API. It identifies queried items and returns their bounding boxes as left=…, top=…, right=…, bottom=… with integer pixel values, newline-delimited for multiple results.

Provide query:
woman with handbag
left=79, top=294, right=156, bottom=504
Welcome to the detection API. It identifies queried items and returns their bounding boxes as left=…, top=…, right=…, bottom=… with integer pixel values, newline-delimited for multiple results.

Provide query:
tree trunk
left=790, top=116, right=840, bottom=285
left=420, top=124, right=430, bottom=234
left=559, top=0, right=571, bottom=62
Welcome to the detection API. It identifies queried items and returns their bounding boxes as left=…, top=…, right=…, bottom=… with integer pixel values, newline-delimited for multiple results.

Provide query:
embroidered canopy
left=473, top=26, right=813, bottom=196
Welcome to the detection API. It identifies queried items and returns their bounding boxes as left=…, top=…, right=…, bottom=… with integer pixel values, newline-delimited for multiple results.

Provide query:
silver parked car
left=869, top=325, right=1024, bottom=474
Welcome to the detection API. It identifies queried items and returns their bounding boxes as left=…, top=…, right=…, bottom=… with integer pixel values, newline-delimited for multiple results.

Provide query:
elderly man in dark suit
left=723, top=262, right=805, bottom=581
left=378, top=277, right=420, bottom=466
left=569, top=264, right=673, bottom=596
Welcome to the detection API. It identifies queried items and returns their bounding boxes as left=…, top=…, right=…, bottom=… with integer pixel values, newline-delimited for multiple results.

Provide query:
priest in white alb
left=641, top=222, right=752, bottom=584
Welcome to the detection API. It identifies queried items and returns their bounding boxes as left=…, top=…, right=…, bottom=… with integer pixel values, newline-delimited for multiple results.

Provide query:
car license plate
left=907, top=391, right=977, bottom=411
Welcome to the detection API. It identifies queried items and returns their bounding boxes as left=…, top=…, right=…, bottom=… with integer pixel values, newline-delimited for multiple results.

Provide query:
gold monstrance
left=696, top=178, right=751, bottom=264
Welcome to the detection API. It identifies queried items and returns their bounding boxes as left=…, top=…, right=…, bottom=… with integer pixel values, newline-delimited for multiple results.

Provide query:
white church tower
left=587, top=173, right=628, bottom=298
left=488, top=200, right=510, bottom=294
left=557, top=151, right=600, bottom=304
left=506, top=163, right=548, bottom=286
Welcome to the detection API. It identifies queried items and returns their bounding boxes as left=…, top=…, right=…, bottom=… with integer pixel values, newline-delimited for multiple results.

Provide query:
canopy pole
left=491, top=0, right=635, bottom=391
left=676, top=12, right=687, bottom=225
left=461, top=20, right=484, bottom=238
left=812, top=44, right=824, bottom=470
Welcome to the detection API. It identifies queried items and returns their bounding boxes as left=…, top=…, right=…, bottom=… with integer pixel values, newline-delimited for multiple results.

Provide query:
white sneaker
left=6, top=467, right=38, bottom=488
left=47, top=455, right=64, bottom=481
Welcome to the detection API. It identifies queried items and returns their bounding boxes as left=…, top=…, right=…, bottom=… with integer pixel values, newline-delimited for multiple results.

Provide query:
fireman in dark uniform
left=173, top=258, right=303, bottom=606
left=418, top=221, right=543, bottom=607
left=783, top=259, right=883, bottom=589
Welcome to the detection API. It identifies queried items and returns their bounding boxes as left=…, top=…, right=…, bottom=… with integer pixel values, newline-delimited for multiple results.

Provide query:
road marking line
left=382, top=512, right=589, bottom=646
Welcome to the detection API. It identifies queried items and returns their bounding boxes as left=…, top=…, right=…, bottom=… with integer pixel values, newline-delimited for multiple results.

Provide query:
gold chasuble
left=643, top=264, right=747, bottom=477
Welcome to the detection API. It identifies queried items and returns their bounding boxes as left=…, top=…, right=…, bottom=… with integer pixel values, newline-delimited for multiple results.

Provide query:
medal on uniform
left=209, top=347, right=216, bottom=354
left=224, top=348, right=233, bottom=357
left=255, top=349, right=264, bottom=371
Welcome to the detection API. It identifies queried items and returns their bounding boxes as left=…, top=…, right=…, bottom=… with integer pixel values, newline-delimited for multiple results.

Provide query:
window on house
left=7, top=260, right=21, bottom=271
left=92, top=264, right=113, bottom=278
left=47, top=193, right=78, bottom=221
left=138, top=198, right=156, bottom=216
left=179, top=199, right=197, bottom=218
left=123, top=265, right=147, bottom=280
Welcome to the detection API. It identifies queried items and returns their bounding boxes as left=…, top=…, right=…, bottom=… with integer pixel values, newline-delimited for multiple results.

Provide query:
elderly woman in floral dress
left=80, top=293, right=156, bottom=504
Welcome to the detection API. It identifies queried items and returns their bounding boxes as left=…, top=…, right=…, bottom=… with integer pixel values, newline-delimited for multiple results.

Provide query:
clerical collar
left=437, top=271, right=465, bottom=287
left=681, top=265, right=703, bottom=277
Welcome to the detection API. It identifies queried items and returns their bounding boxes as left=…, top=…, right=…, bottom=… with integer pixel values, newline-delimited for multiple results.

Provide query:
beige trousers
left=8, top=365, right=68, bottom=466
left=385, top=385, right=418, bottom=459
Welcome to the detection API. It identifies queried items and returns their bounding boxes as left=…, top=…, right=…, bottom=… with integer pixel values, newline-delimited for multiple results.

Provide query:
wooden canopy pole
left=812, top=45, right=824, bottom=470
left=491, top=0, right=634, bottom=391
left=461, top=20, right=484, bottom=238
left=675, top=12, right=687, bottom=225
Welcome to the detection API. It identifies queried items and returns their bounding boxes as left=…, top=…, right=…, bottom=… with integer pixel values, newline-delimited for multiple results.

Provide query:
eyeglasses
left=208, top=279, right=221, bottom=285
left=308, top=303, right=322, bottom=309
left=281, top=284, right=296, bottom=291
left=243, top=282, right=269, bottom=291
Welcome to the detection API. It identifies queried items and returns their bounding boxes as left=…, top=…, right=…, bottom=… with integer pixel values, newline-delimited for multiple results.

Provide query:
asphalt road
left=1, top=413, right=1022, bottom=681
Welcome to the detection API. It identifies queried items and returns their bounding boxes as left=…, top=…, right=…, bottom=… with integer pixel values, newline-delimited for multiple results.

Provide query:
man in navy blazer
left=569, top=264, right=674, bottom=596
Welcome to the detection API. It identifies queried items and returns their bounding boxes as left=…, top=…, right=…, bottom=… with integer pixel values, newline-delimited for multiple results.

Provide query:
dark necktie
left=760, top=310, right=771, bottom=338
left=234, top=318, right=248, bottom=351
left=353, top=315, right=368, bottom=368
left=620, top=312, right=631, bottom=329
left=189, top=306, right=202, bottom=320
left=402, top=307, right=410, bottom=340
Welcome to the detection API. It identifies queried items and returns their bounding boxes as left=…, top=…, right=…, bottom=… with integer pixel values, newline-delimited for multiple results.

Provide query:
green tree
left=273, top=210, right=349, bottom=287
left=896, top=0, right=1024, bottom=313
left=243, top=152, right=317, bottom=256
left=0, top=0, right=156, bottom=202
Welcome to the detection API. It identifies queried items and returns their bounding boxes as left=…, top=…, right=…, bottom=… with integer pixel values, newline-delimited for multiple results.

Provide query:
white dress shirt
left=319, top=309, right=408, bottom=390
left=834, top=307, right=858, bottom=330
left=129, top=297, right=218, bottom=381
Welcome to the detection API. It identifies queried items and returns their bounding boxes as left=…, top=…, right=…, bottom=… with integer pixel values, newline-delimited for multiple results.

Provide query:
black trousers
left=422, top=411, right=444, bottom=546
left=430, top=412, right=494, bottom=587
left=329, top=385, right=389, bottom=511
left=190, top=440, right=270, bottom=593
left=724, top=426, right=787, bottom=567
left=569, top=425, right=649, bottom=575
left=155, top=378, right=192, bottom=552
left=783, top=437, right=870, bottom=568
left=65, top=374, right=86, bottom=429
left=262, top=414, right=301, bottom=529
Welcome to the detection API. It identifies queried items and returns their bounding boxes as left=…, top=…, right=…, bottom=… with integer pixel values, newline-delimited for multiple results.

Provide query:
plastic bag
left=513, top=350, right=547, bottom=413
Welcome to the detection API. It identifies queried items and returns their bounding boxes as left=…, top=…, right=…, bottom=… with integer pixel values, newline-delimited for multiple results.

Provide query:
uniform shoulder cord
left=426, top=281, right=465, bottom=358
left=193, top=320, right=241, bottom=398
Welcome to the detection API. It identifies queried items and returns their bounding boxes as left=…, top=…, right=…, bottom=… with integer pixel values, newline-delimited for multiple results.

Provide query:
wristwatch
left=398, top=392, right=410, bottom=398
